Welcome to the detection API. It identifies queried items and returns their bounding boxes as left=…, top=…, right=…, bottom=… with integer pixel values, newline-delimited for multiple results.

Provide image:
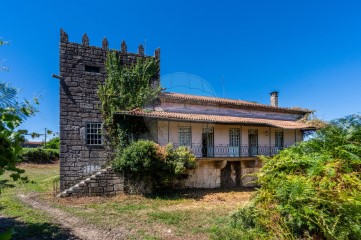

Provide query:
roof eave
left=114, top=112, right=313, bottom=130
left=159, top=94, right=313, bottom=115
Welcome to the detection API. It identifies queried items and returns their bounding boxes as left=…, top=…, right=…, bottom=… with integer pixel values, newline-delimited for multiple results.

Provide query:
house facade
left=57, top=30, right=313, bottom=195
left=117, top=92, right=312, bottom=188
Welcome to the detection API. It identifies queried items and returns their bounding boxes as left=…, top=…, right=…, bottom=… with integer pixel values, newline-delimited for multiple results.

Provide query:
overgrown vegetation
left=44, top=136, right=59, bottom=149
left=213, top=114, right=361, bottom=240
left=98, top=51, right=197, bottom=191
left=298, top=112, right=328, bottom=130
left=98, top=51, right=161, bottom=145
left=113, top=140, right=197, bottom=190
left=20, top=148, right=59, bottom=164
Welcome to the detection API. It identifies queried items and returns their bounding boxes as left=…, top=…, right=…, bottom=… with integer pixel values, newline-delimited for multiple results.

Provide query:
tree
left=0, top=41, right=38, bottom=192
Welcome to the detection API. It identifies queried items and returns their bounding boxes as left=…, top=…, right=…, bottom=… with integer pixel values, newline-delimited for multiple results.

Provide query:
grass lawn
left=0, top=163, right=75, bottom=239
left=0, top=163, right=252, bottom=239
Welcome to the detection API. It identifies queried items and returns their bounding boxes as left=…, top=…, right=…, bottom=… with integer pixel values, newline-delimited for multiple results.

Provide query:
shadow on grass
left=0, top=216, right=78, bottom=240
left=151, top=186, right=256, bottom=200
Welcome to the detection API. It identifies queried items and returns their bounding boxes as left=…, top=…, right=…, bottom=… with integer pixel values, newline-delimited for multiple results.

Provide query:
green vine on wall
left=98, top=50, right=161, bottom=147
left=98, top=51, right=197, bottom=192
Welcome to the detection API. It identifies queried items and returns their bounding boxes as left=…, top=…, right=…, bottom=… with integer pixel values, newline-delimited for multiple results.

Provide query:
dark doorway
left=202, top=128, right=214, bottom=157
left=221, top=161, right=241, bottom=187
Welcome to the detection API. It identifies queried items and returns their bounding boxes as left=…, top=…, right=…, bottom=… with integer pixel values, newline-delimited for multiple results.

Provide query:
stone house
left=57, top=29, right=314, bottom=196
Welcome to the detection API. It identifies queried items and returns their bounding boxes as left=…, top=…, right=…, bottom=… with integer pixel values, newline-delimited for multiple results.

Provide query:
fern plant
left=213, top=115, right=361, bottom=240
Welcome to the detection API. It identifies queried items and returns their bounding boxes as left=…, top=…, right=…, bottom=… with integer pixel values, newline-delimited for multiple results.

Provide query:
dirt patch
left=200, top=190, right=252, bottom=203
left=17, top=194, right=128, bottom=240
left=18, top=161, right=60, bottom=169
left=51, top=188, right=254, bottom=206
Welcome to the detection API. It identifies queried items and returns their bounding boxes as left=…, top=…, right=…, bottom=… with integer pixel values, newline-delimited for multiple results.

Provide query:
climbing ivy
left=98, top=51, right=197, bottom=192
left=98, top=51, right=161, bottom=146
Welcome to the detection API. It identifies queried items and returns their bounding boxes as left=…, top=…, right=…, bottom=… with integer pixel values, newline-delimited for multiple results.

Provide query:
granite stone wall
left=58, top=167, right=124, bottom=197
left=59, top=29, right=160, bottom=191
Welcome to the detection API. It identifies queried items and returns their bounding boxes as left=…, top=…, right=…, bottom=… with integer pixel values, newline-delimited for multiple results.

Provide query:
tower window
left=86, top=123, right=103, bottom=145
left=85, top=65, right=100, bottom=73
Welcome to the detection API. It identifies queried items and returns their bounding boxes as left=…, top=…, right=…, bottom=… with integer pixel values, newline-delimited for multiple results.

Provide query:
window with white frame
left=229, top=129, right=240, bottom=147
left=179, top=127, right=191, bottom=146
left=86, top=123, right=103, bottom=145
left=229, top=128, right=240, bottom=157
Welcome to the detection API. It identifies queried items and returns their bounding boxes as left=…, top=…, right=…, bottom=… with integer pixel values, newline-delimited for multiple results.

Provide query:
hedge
left=20, top=148, right=59, bottom=164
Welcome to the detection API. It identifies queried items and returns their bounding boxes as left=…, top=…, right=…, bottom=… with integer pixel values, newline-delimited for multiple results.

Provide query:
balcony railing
left=173, top=144, right=284, bottom=158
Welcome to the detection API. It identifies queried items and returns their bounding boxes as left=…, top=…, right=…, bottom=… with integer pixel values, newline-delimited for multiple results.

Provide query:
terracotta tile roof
left=159, top=92, right=312, bottom=114
left=116, top=109, right=314, bottom=130
left=24, top=141, right=43, bottom=145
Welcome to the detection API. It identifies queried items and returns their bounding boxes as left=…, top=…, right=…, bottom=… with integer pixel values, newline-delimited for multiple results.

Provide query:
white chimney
left=270, top=91, right=279, bottom=107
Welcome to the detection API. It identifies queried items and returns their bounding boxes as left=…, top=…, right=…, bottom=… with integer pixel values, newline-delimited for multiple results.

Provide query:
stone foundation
left=184, top=161, right=222, bottom=188
left=182, top=160, right=260, bottom=188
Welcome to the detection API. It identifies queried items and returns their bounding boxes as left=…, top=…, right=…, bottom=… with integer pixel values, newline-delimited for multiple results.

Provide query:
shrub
left=213, top=115, right=361, bottom=240
left=112, top=140, right=197, bottom=190
left=44, top=137, right=59, bottom=149
left=20, top=148, right=59, bottom=164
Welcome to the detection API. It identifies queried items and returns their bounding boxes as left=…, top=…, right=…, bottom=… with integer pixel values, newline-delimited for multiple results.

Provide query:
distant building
left=22, top=141, right=43, bottom=148
left=57, top=29, right=315, bottom=196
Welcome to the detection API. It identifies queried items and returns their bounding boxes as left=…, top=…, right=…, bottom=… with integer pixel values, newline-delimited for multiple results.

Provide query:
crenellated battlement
left=60, top=28, right=160, bottom=58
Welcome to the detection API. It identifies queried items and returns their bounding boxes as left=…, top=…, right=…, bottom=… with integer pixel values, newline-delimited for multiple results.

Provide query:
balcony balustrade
left=172, top=144, right=284, bottom=158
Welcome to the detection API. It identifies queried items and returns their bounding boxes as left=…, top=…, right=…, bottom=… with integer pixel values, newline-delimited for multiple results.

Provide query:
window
left=85, top=65, right=100, bottom=73
left=86, top=123, right=103, bottom=145
left=229, top=129, right=240, bottom=147
left=275, top=131, right=284, bottom=149
left=229, top=129, right=240, bottom=157
left=179, top=127, right=191, bottom=146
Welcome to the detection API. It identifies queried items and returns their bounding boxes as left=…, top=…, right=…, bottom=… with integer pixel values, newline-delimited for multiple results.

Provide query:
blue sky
left=1, top=0, right=361, bottom=140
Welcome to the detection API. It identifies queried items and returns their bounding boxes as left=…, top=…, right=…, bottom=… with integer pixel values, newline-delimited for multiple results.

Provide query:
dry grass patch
left=51, top=189, right=252, bottom=239
left=1, top=163, right=253, bottom=239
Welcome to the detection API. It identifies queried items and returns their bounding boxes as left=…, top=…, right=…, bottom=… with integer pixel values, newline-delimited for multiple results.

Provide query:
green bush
left=44, top=137, right=59, bottom=149
left=213, top=115, right=361, bottom=240
left=112, top=140, right=197, bottom=189
left=20, top=148, right=59, bottom=164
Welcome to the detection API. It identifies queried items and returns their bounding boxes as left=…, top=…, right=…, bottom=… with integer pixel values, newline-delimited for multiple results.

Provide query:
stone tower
left=58, top=29, right=160, bottom=190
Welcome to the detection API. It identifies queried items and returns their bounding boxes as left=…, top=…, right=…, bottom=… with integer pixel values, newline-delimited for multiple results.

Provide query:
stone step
left=58, top=166, right=123, bottom=197
left=78, top=182, right=86, bottom=187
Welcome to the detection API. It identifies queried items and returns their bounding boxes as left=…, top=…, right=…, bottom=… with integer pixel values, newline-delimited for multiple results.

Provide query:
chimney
left=270, top=91, right=279, bottom=107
